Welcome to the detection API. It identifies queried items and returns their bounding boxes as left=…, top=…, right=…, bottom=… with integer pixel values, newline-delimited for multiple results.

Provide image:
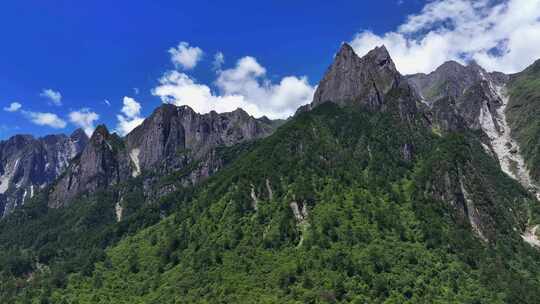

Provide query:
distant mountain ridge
left=3, top=43, right=540, bottom=219
left=49, top=104, right=277, bottom=209
left=0, top=129, right=88, bottom=216
left=3, top=42, right=540, bottom=221
left=0, top=104, right=277, bottom=216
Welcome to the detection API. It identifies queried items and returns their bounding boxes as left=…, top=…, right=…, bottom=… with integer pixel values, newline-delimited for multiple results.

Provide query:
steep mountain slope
left=49, top=105, right=275, bottom=208
left=311, top=44, right=401, bottom=109
left=507, top=59, right=540, bottom=182
left=0, top=129, right=88, bottom=216
left=408, top=59, right=540, bottom=200
left=1, top=44, right=540, bottom=303
left=407, top=61, right=507, bottom=104
left=407, top=60, right=508, bottom=131
left=38, top=103, right=540, bottom=303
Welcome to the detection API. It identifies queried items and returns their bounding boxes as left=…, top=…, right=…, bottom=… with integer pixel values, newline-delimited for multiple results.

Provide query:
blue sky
left=0, top=1, right=424, bottom=139
left=1, top=0, right=539, bottom=139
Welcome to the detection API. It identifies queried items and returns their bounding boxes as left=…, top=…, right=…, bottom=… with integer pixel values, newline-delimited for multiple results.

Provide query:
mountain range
left=1, top=43, right=540, bottom=303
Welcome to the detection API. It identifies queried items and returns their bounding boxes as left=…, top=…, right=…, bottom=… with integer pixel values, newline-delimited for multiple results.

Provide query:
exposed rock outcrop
left=299, top=43, right=422, bottom=130
left=125, top=104, right=274, bottom=175
left=407, top=60, right=510, bottom=132
left=309, top=43, right=401, bottom=110
left=48, top=105, right=276, bottom=208
left=0, top=129, right=88, bottom=216
left=49, top=125, right=130, bottom=208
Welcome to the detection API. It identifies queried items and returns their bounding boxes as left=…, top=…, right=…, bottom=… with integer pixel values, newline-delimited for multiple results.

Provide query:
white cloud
left=153, top=56, right=315, bottom=119
left=23, top=111, right=66, bottom=129
left=349, top=0, right=540, bottom=74
left=213, top=52, right=225, bottom=70
left=104, top=99, right=111, bottom=106
left=133, top=87, right=140, bottom=95
left=169, top=42, right=203, bottom=70
left=121, top=96, right=141, bottom=118
left=69, top=108, right=99, bottom=136
left=40, top=89, right=62, bottom=106
left=115, top=96, right=144, bottom=136
left=4, top=102, right=22, bottom=112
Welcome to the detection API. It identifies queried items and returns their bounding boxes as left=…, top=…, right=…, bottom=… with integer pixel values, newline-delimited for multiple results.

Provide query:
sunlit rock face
left=48, top=104, right=277, bottom=208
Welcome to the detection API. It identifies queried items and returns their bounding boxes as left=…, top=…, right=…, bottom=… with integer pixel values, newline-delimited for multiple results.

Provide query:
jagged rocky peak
left=126, top=103, right=274, bottom=175
left=49, top=124, right=129, bottom=208
left=405, top=59, right=513, bottom=133
left=407, top=60, right=508, bottom=104
left=70, top=128, right=90, bottom=150
left=49, top=103, right=278, bottom=208
left=311, top=43, right=401, bottom=109
left=90, top=124, right=112, bottom=143
left=0, top=130, right=88, bottom=216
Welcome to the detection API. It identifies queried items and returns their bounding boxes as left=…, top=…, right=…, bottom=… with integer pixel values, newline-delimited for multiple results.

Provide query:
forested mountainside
left=507, top=59, right=540, bottom=182
left=1, top=43, right=540, bottom=303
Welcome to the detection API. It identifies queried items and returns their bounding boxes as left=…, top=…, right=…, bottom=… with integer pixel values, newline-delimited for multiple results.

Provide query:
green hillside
left=508, top=60, right=540, bottom=181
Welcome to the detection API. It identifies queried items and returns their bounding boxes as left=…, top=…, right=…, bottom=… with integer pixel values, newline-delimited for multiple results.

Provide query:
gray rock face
left=408, top=61, right=508, bottom=101
left=125, top=104, right=274, bottom=175
left=406, top=60, right=510, bottom=132
left=48, top=104, right=276, bottom=208
left=302, top=44, right=429, bottom=162
left=0, top=129, right=88, bottom=216
left=306, top=44, right=511, bottom=136
left=49, top=126, right=130, bottom=208
left=302, top=43, right=422, bottom=128
left=311, top=43, right=401, bottom=110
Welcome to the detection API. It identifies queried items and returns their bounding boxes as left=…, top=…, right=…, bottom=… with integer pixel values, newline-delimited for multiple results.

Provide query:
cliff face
left=48, top=126, right=129, bottom=208
left=0, top=129, right=88, bottom=216
left=125, top=104, right=274, bottom=176
left=311, top=44, right=401, bottom=109
left=406, top=60, right=510, bottom=132
left=300, top=43, right=422, bottom=129
left=48, top=105, right=276, bottom=208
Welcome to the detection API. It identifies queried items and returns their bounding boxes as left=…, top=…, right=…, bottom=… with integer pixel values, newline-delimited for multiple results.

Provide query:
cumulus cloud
left=40, top=88, right=62, bottom=106
left=23, top=111, right=66, bottom=129
left=153, top=56, right=315, bottom=119
left=350, top=0, right=540, bottom=74
left=213, top=52, right=225, bottom=70
left=169, top=42, right=203, bottom=70
left=4, top=102, right=22, bottom=112
left=116, top=96, right=144, bottom=136
left=69, top=108, right=99, bottom=136
left=121, top=96, right=141, bottom=118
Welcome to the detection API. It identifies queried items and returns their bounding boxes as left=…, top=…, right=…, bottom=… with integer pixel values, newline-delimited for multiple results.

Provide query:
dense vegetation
left=1, top=102, right=540, bottom=303
left=508, top=59, right=540, bottom=181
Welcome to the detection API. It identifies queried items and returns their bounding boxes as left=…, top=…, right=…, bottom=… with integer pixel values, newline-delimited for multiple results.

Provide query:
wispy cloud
left=40, top=88, right=62, bottom=106
left=3, top=102, right=22, bottom=112
left=213, top=51, right=225, bottom=70
left=349, top=0, right=540, bottom=74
